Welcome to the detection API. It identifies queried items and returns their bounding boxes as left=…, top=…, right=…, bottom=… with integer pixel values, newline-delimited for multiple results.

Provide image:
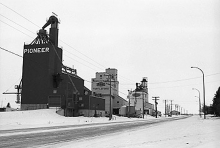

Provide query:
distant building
left=128, top=78, right=154, bottom=116
left=77, top=87, right=105, bottom=117
left=145, top=102, right=154, bottom=115
left=170, top=110, right=180, bottom=115
left=113, top=95, right=128, bottom=115
left=91, top=68, right=127, bottom=116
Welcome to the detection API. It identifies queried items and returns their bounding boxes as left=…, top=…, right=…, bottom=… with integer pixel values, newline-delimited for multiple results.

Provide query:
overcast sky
left=0, top=0, right=220, bottom=114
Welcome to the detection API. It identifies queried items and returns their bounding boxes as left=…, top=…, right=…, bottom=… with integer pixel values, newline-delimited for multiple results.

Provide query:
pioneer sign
left=23, top=47, right=49, bottom=54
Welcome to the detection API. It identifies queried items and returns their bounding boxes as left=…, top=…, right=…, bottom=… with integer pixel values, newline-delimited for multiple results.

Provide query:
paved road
left=0, top=116, right=189, bottom=148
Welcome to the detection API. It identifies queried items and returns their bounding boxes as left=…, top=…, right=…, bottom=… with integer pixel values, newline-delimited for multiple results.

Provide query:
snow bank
left=0, top=109, right=106, bottom=130
left=0, top=108, right=162, bottom=130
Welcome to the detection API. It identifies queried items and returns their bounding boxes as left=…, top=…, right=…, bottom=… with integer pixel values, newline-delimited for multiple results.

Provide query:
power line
left=0, top=14, right=35, bottom=35
left=3, top=77, right=21, bottom=93
left=0, top=47, right=22, bottom=58
left=63, top=51, right=103, bottom=71
left=0, top=6, right=137, bottom=85
left=0, top=15, right=103, bottom=74
left=60, top=40, right=106, bottom=70
left=0, top=20, right=33, bottom=38
left=149, top=77, right=202, bottom=84
left=0, top=13, right=105, bottom=74
left=0, top=2, right=40, bottom=28
left=51, top=41, right=128, bottom=98
left=0, top=46, right=129, bottom=96
left=206, top=73, right=220, bottom=77
left=0, top=5, right=106, bottom=72
left=2, top=3, right=218, bottom=94
left=120, top=72, right=220, bottom=86
left=148, top=79, right=220, bottom=90
left=2, top=45, right=219, bottom=93
left=64, top=54, right=99, bottom=72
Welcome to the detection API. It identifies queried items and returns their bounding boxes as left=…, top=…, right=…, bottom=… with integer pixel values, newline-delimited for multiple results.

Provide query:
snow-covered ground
left=55, top=115, right=220, bottom=148
left=0, top=109, right=219, bottom=148
left=0, top=108, right=156, bottom=130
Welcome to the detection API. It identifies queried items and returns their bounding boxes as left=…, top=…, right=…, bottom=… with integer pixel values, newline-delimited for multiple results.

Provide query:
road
left=0, top=116, right=189, bottom=148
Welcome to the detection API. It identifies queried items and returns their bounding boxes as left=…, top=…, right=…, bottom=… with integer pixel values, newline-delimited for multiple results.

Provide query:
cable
left=0, top=10, right=137, bottom=86
left=0, top=20, right=33, bottom=38
left=0, top=47, right=23, bottom=58
left=206, top=73, right=220, bottom=77
left=3, top=77, right=21, bottom=93
left=60, top=40, right=106, bottom=70
left=148, top=79, right=220, bottom=90
left=0, top=5, right=106, bottom=72
left=0, top=4, right=105, bottom=74
left=0, top=14, right=104, bottom=75
left=2, top=45, right=219, bottom=94
left=0, top=7, right=138, bottom=84
left=0, top=14, right=35, bottom=35
left=0, top=2, right=40, bottom=28
left=120, top=72, right=220, bottom=86
left=149, top=77, right=202, bottom=84
left=2, top=4, right=218, bottom=93
left=63, top=50, right=103, bottom=71
left=64, top=54, right=99, bottom=72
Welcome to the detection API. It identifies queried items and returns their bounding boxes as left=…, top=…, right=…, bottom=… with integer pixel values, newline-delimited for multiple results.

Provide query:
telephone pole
left=105, top=73, right=117, bottom=120
left=170, top=100, right=173, bottom=117
left=152, top=96, right=160, bottom=118
left=128, top=89, right=132, bottom=118
left=142, top=92, right=144, bottom=119
left=109, top=76, right=112, bottom=120
left=163, top=100, right=167, bottom=117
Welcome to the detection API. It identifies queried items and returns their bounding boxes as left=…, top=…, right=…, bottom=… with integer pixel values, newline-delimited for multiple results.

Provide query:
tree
left=212, top=87, right=220, bottom=116
left=201, top=105, right=213, bottom=115
left=6, top=102, right=11, bottom=108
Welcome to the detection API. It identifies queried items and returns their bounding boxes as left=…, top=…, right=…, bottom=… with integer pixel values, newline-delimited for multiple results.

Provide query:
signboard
left=93, top=81, right=109, bottom=91
left=131, top=92, right=144, bottom=99
left=96, top=82, right=106, bottom=87
left=23, top=47, right=49, bottom=54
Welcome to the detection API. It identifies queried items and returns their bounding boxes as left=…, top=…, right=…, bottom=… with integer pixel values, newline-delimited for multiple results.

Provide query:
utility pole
left=128, top=89, right=132, bottom=118
left=167, top=104, right=170, bottom=115
left=142, top=92, right=144, bottom=119
left=163, top=100, right=167, bottom=117
left=177, top=104, right=180, bottom=115
left=105, top=73, right=117, bottom=120
left=170, top=100, right=173, bottom=117
left=109, top=74, right=112, bottom=120
left=152, top=97, right=160, bottom=118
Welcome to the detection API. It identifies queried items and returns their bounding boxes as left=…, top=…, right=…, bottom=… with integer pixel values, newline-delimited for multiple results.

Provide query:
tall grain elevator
left=21, top=15, right=105, bottom=117
left=21, top=15, right=63, bottom=110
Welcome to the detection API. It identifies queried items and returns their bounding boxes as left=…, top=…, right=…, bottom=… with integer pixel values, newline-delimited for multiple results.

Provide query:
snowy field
left=54, top=115, right=220, bottom=148
left=0, top=108, right=156, bottom=130
left=0, top=109, right=219, bottom=148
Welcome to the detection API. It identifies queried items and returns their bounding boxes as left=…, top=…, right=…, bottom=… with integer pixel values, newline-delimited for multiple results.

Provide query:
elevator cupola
left=42, top=15, right=59, bottom=46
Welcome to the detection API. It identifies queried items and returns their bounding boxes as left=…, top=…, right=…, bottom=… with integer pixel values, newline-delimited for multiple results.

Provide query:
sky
left=0, top=0, right=220, bottom=114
